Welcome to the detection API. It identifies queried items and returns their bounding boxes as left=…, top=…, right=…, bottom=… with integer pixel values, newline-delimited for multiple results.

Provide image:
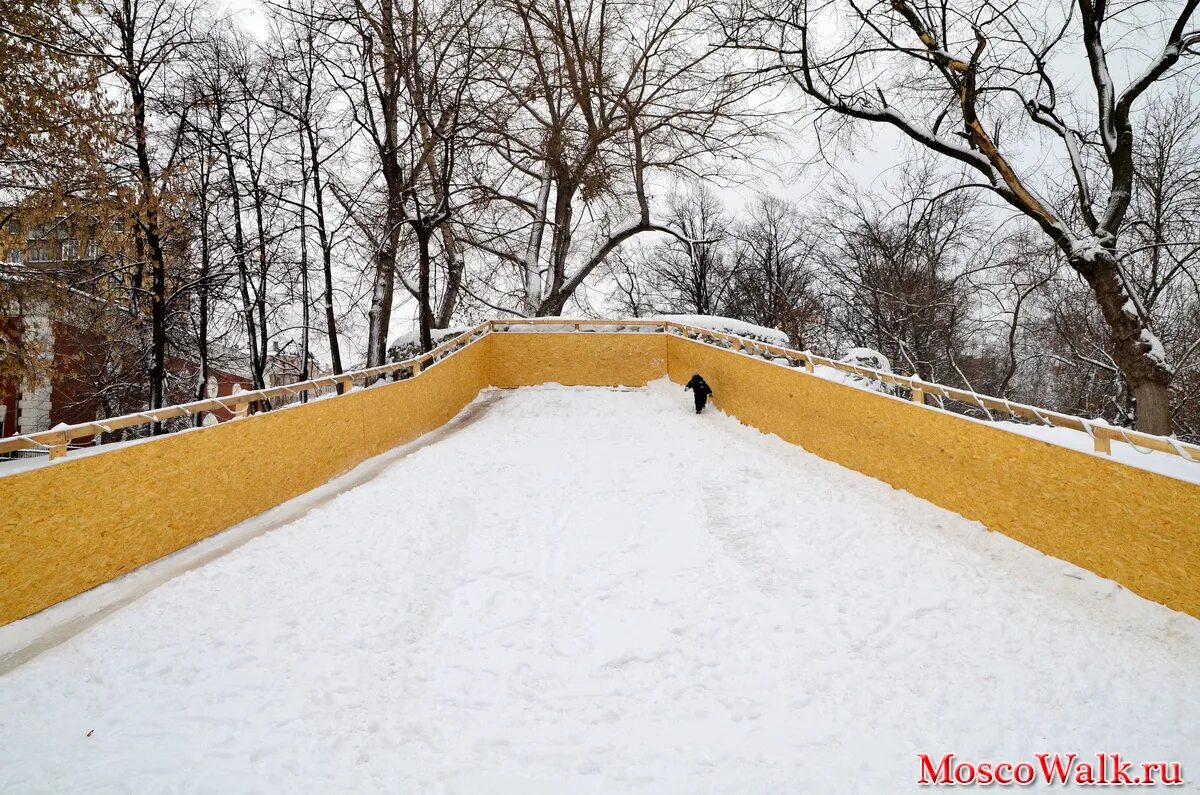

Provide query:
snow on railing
left=490, top=318, right=670, bottom=333
left=3, top=317, right=1197, bottom=466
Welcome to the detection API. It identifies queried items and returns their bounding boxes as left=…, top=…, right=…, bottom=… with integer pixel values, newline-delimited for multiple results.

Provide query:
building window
left=85, top=241, right=100, bottom=260
left=28, top=223, right=46, bottom=240
left=4, top=248, right=20, bottom=264
left=5, top=219, right=21, bottom=235
left=27, top=245, right=50, bottom=263
left=62, top=239, right=79, bottom=260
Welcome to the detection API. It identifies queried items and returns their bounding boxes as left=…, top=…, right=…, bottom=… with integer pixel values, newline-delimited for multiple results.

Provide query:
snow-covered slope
left=1, top=382, right=1197, bottom=792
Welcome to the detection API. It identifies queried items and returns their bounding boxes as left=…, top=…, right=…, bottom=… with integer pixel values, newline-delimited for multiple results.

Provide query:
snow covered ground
left=2, top=381, right=1198, bottom=793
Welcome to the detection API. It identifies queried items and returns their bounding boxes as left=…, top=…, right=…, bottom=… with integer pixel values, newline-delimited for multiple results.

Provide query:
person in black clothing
left=684, top=374, right=713, bottom=414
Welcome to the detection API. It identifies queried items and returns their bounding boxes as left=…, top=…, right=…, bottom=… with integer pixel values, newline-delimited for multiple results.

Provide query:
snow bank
left=486, top=314, right=787, bottom=343
left=386, top=326, right=471, bottom=362
left=840, top=347, right=890, bottom=372
left=1, top=382, right=1197, bottom=792
left=813, top=347, right=896, bottom=394
left=653, top=314, right=789, bottom=346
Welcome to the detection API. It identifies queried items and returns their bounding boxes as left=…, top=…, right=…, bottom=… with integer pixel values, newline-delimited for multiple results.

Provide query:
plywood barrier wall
left=4, top=329, right=1198, bottom=627
left=0, top=336, right=492, bottom=626
left=666, top=334, right=1200, bottom=619
left=488, top=332, right=667, bottom=388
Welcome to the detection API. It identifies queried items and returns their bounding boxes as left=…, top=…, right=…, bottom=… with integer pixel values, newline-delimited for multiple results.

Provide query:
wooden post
left=911, top=386, right=925, bottom=405
left=47, top=432, right=68, bottom=460
left=804, top=357, right=814, bottom=373
left=411, top=359, right=423, bottom=375
left=1093, top=432, right=1112, bottom=454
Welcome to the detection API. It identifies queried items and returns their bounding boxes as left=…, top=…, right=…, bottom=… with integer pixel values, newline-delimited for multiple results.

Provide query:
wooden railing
left=0, top=322, right=494, bottom=459
left=2, top=317, right=1197, bottom=465
left=665, top=322, right=1200, bottom=462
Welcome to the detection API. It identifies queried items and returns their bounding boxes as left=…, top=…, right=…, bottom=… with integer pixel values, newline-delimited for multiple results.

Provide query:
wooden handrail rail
left=0, top=322, right=493, bottom=457
left=2, top=317, right=1196, bottom=464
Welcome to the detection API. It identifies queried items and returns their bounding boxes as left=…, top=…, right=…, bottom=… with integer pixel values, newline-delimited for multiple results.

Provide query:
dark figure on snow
left=684, top=374, right=713, bottom=414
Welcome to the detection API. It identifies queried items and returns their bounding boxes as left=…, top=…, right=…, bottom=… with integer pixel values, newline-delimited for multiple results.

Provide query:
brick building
left=1, top=205, right=322, bottom=446
left=0, top=304, right=253, bottom=442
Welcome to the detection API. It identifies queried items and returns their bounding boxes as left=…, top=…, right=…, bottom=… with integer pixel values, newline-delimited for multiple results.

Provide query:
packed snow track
left=2, top=382, right=1198, bottom=793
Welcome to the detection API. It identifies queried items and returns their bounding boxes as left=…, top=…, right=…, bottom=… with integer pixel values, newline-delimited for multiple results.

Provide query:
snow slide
left=1, top=381, right=1197, bottom=792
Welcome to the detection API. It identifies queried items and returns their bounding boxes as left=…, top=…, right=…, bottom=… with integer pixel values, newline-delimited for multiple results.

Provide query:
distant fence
left=2, top=318, right=1197, bottom=465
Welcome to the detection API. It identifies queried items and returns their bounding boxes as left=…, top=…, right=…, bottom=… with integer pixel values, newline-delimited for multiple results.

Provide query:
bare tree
left=266, top=4, right=351, bottom=379
left=192, top=32, right=270, bottom=392
left=64, top=0, right=204, bottom=429
left=817, top=169, right=986, bottom=381
left=334, top=0, right=415, bottom=366
left=976, top=231, right=1056, bottom=400
left=1126, top=94, right=1200, bottom=373
left=605, top=184, right=734, bottom=316
left=392, top=0, right=483, bottom=351
left=463, top=0, right=761, bottom=317
left=725, top=195, right=823, bottom=346
left=734, top=0, right=1200, bottom=432
left=1016, top=93, right=1200, bottom=431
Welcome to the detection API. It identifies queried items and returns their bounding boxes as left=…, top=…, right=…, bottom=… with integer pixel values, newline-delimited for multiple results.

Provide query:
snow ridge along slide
left=2, top=326, right=1198, bottom=627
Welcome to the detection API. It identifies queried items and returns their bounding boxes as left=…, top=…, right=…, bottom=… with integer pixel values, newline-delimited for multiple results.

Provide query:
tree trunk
left=221, top=143, right=265, bottom=392
left=130, top=82, right=168, bottom=433
left=522, top=173, right=552, bottom=315
left=366, top=0, right=402, bottom=369
left=299, top=134, right=310, bottom=404
left=539, top=292, right=569, bottom=317
left=194, top=177, right=211, bottom=426
left=305, top=127, right=343, bottom=387
left=250, top=181, right=271, bottom=404
left=149, top=259, right=166, bottom=432
left=541, top=178, right=575, bottom=316
left=1076, top=249, right=1174, bottom=434
left=367, top=211, right=399, bottom=368
left=1133, top=380, right=1172, bottom=435
left=417, top=228, right=434, bottom=352
left=435, top=224, right=463, bottom=328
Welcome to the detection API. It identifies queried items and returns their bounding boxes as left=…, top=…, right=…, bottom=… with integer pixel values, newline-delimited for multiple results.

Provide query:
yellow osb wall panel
left=487, top=332, right=667, bottom=387
left=668, top=335, right=1200, bottom=618
left=356, top=335, right=491, bottom=459
left=0, top=338, right=490, bottom=626
left=5, top=330, right=1197, bottom=627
